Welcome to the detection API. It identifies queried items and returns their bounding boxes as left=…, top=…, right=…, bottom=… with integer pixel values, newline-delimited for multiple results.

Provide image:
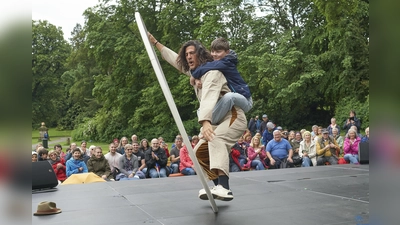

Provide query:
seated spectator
left=265, top=130, right=294, bottom=169
left=48, top=150, right=67, bottom=182
left=158, top=136, right=165, bottom=145
left=131, top=141, right=146, bottom=179
left=311, top=125, right=318, bottom=139
left=290, top=132, right=303, bottom=167
left=145, top=139, right=169, bottom=178
left=327, top=117, right=340, bottom=136
left=54, top=144, right=66, bottom=159
left=262, top=122, right=275, bottom=145
left=332, top=128, right=344, bottom=156
left=246, top=136, right=267, bottom=170
left=80, top=141, right=89, bottom=156
left=342, top=110, right=361, bottom=134
left=316, top=129, right=340, bottom=165
left=66, top=148, right=88, bottom=177
left=350, top=125, right=363, bottom=138
left=131, top=134, right=139, bottom=144
left=288, top=131, right=295, bottom=142
left=117, top=137, right=129, bottom=155
left=191, top=135, right=200, bottom=146
left=79, top=148, right=90, bottom=165
left=229, top=146, right=242, bottom=172
left=88, top=145, right=96, bottom=157
left=179, top=142, right=196, bottom=176
left=139, top=138, right=151, bottom=154
left=64, top=142, right=77, bottom=161
left=300, top=129, right=306, bottom=137
left=161, top=141, right=169, bottom=158
left=170, top=134, right=182, bottom=149
left=343, top=129, right=361, bottom=164
left=234, top=136, right=248, bottom=167
left=361, top=127, right=369, bottom=143
left=244, top=133, right=252, bottom=144
left=34, top=143, right=43, bottom=152
left=281, top=130, right=289, bottom=140
left=104, top=143, right=122, bottom=177
left=32, top=151, right=38, bottom=162
left=313, top=126, right=323, bottom=142
left=37, top=147, right=49, bottom=161
left=87, top=147, right=114, bottom=180
left=254, top=132, right=264, bottom=146
left=299, top=131, right=316, bottom=167
left=116, top=144, right=140, bottom=180
left=169, top=137, right=183, bottom=174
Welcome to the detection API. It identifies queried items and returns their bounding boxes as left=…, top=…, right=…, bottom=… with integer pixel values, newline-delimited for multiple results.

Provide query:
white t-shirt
left=104, top=152, right=122, bottom=170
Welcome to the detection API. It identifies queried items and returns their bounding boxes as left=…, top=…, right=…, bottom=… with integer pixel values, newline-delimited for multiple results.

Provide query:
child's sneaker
left=211, top=185, right=234, bottom=201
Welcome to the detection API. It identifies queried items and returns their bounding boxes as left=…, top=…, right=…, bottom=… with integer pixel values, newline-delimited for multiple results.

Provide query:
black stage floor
left=32, top=164, right=369, bottom=225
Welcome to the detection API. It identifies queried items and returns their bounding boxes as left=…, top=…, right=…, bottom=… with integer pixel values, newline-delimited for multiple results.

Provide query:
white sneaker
left=211, top=185, right=234, bottom=201
left=198, top=186, right=215, bottom=200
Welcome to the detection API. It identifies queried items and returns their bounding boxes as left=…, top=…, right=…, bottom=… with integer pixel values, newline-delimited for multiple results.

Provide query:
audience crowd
left=32, top=110, right=369, bottom=183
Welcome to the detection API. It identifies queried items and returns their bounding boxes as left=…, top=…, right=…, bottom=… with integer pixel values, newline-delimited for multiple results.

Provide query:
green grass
left=32, top=128, right=73, bottom=144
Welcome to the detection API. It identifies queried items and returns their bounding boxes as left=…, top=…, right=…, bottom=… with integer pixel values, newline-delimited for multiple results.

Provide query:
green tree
left=32, top=20, right=70, bottom=128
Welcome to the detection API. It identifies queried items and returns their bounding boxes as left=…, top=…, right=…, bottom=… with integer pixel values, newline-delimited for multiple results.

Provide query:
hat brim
left=33, top=209, right=62, bottom=216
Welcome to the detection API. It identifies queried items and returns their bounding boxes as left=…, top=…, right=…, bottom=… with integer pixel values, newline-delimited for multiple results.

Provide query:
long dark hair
left=176, top=40, right=213, bottom=72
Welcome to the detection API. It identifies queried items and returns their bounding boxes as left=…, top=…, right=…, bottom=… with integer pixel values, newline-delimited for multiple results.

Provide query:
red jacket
left=179, top=145, right=193, bottom=172
left=51, top=158, right=67, bottom=181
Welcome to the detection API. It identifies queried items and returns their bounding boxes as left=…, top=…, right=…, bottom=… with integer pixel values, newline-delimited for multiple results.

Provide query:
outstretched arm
left=147, top=32, right=190, bottom=77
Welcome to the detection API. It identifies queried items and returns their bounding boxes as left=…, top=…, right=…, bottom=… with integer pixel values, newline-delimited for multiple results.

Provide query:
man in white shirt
left=104, top=143, right=122, bottom=175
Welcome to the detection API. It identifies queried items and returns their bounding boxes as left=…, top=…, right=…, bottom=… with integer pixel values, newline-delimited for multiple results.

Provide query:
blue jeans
left=181, top=168, right=196, bottom=175
left=316, top=156, right=338, bottom=166
left=135, top=170, right=146, bottom=179
left=251, top=159, right=265, bottom=170
left=230, top=163, right=241, bottom=172
left=344, top=154, right=359, bottom=164
left=149, top=168, right=167, bottom=178
left=302, top=157, right=312, bottom=167
left=170, top=163, right=179, bottom=174
left=211, top=93, right=253, bottom=124
left=238, top=158, right=247, bottom=167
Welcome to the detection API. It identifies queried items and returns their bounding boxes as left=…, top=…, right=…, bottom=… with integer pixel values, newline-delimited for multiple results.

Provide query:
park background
left=32, top=0, right=369, bottom=145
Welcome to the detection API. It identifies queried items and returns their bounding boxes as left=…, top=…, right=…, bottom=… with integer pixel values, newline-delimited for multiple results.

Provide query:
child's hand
left=190, top=76, right=196, bottom=86
left=195, top=79, right=202, bottom=89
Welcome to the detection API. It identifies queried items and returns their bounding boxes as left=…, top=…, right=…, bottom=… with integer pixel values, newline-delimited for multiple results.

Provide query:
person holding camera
left=316, top=129, right=340, bottom=165
left=342, top=110, right=361, bottom=134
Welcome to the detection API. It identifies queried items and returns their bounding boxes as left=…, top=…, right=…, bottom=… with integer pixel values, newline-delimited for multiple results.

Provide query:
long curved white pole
left=135, top=12, right=218, bottom=213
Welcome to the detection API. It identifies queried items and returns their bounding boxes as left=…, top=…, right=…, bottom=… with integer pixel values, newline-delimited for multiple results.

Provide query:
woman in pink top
left=343, top=129, right=361, bottom=164
left=246, top=136, right=267, bottom=170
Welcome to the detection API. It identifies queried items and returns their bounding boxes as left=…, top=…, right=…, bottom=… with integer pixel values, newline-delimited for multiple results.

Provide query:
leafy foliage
left=32, top=0, right=369, bottom=141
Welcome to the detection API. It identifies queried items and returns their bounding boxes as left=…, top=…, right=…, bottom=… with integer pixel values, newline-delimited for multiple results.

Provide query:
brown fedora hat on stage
left=33, top=201, right=62, bottom=216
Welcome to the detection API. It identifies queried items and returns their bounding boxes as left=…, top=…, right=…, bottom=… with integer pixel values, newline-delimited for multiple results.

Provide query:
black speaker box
left=32, top=161, right=58, bottom=190
left=358, top=142, right=369, bottom=164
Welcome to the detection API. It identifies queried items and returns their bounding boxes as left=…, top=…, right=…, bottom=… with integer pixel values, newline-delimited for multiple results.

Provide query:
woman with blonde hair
left=299, top=131, right=317, bottom=167
left=117, top=137, right=129, bottom=155
left=48, top=150, right=67, bottom=182
left=246, top=136, right=267, bottom=170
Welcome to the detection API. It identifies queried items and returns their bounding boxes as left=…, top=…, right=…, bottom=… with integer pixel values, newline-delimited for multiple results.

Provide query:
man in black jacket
left=145, top=138, right=169, bottom=178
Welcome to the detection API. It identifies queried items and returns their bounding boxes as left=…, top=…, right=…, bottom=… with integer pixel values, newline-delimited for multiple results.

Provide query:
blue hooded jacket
left=66, top=158, right=88, bottom=177
left=191, top=50, right=251, bottom=98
